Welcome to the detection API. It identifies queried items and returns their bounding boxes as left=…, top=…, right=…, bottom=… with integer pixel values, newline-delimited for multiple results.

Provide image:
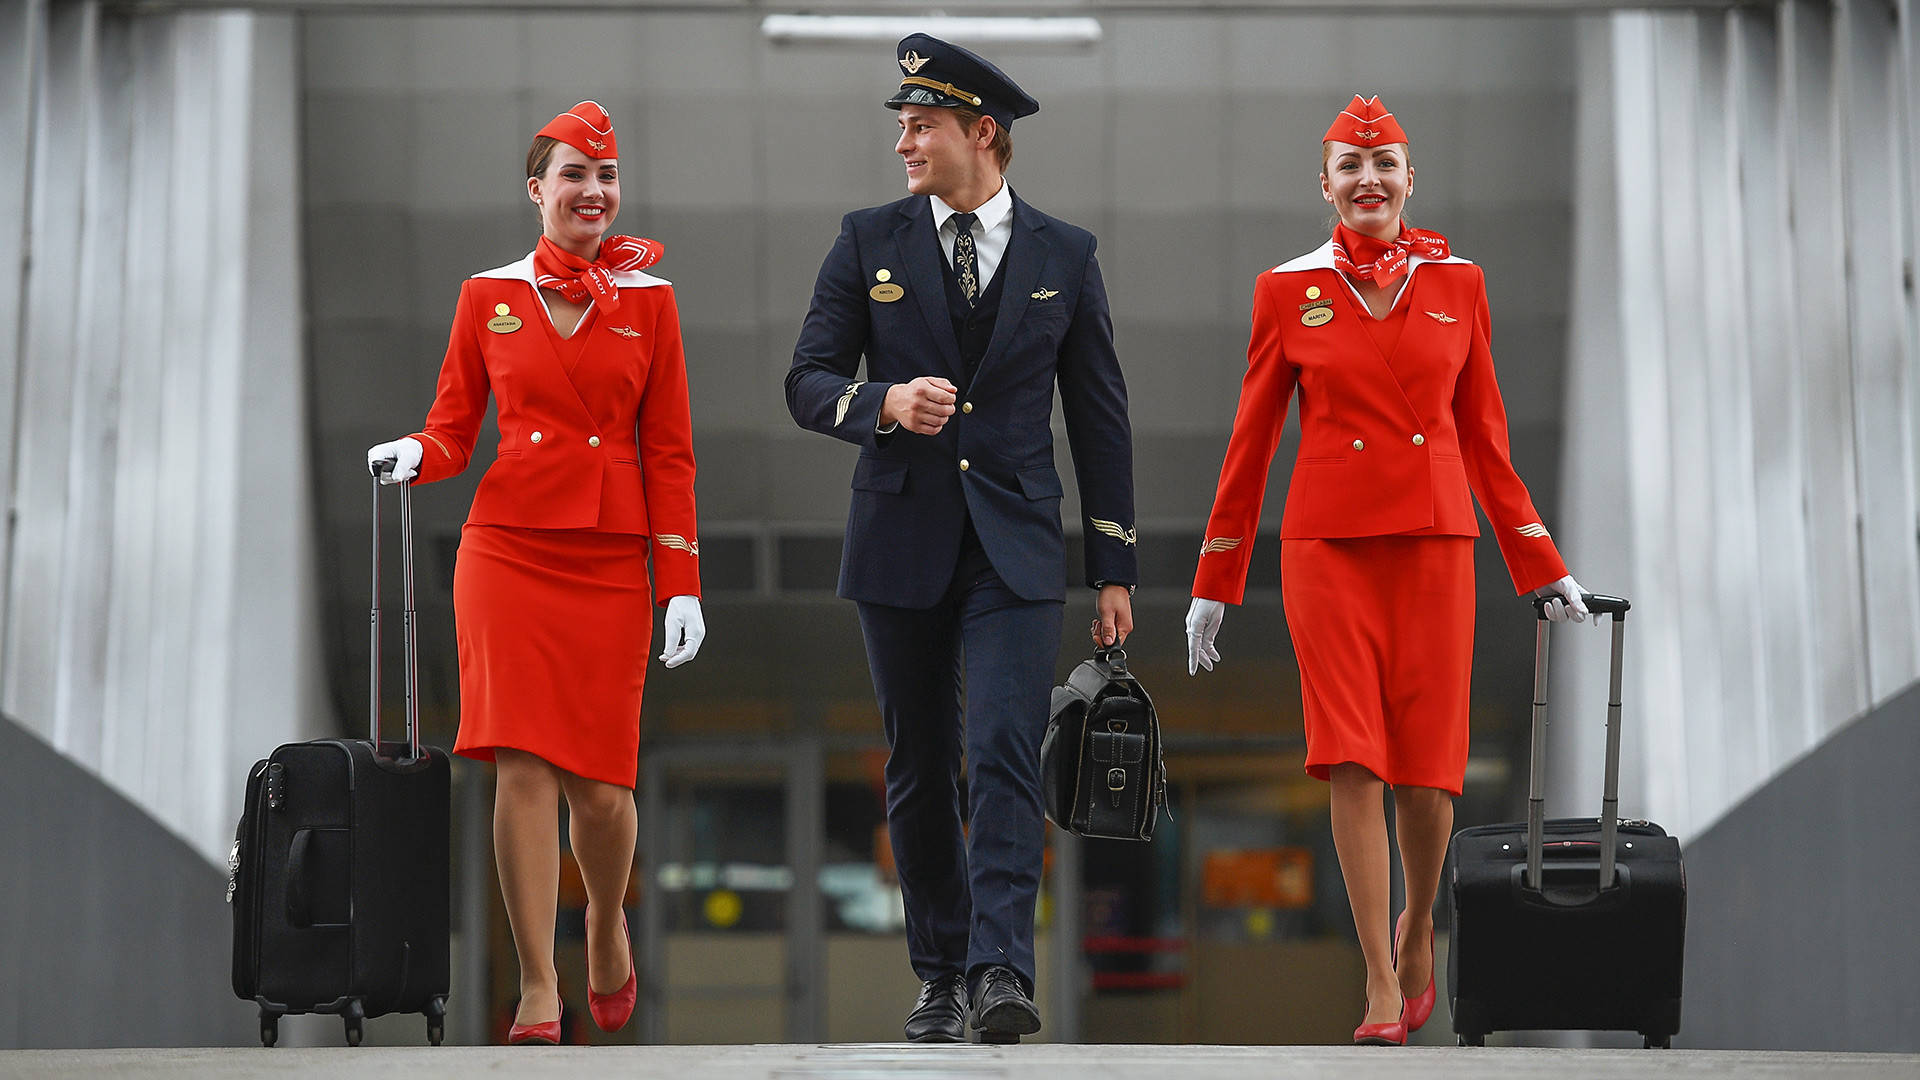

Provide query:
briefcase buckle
left=1107, top=767, right=1127, bottom=791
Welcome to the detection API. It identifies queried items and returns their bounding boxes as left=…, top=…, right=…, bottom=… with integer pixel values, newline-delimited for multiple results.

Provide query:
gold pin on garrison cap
left=488, top=302, right=522, bottom=333
left=870, top=268, right=904, bottom=303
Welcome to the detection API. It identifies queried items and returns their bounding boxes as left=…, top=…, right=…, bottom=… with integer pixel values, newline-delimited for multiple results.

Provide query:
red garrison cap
left=1322, top=95, right=1407, bottom=147
left=537, top=101, right=617, bottom=159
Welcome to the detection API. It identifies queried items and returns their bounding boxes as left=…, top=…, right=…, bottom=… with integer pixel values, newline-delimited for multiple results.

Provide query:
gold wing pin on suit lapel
left=1030, top=287, right=1059, bottom=301
left=1425, top=310, right=1457, bottom=324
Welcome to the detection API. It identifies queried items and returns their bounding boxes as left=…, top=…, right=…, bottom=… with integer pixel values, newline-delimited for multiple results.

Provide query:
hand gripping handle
left=1524, top=593, right=1630, bottom=892
left=370, top=466, right=421, bottom=761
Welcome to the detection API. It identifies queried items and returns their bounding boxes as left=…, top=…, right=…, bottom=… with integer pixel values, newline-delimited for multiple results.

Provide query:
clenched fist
left=881, top=376, right=959, bottom=435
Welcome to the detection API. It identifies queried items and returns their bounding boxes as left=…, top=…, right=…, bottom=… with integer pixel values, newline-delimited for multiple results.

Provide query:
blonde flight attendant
left=366, top=102, right=705, bottom=1045
left=1183, top=96, right=1588, bottom=1046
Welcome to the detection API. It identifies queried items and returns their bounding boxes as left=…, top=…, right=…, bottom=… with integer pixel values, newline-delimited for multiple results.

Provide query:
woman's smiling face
left=1322, top=141, right=1412, bottom=240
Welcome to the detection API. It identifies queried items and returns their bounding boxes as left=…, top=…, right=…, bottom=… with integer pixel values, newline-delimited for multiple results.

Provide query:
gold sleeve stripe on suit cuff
left=1515, top=523, right=1551, bottom=538
left=1200, top=536, right=1243, bottom=555
left=657, top=533, right=700, bottom=556
left=1089, top=517, right=1136, bottom=545
left=899, top=76, right=983, bottom=106
left=421, top=432, right=451, bottom=458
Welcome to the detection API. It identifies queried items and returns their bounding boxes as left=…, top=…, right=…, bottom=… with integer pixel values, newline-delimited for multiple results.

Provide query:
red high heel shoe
left=1394, top=914, right=1438, bottom=1035
left=588, top=908, right=638, bottom=1033
left=507, top=1008, right=562, bottom=1045
left=1353, top=1000, right=1408, bottom=1046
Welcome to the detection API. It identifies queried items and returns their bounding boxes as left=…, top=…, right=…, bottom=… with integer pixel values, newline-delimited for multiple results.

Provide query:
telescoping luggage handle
left=369, top=462, right=422, bottom=762
left=1525, top=592, right=1631, bottom=892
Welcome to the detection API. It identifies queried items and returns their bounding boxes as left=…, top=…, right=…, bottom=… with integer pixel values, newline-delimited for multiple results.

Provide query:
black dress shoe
left=968, top=966, right=1041, bottom=1044
left=904, top=973, right=969, bottom=1043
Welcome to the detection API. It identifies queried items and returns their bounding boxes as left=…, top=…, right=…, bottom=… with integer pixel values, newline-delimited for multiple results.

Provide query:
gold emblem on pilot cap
left=487, top=302, right=522, bottom=334
left=1302, top=307, right=1334, bottom=328
left=900, top=50, right=932, bottom=74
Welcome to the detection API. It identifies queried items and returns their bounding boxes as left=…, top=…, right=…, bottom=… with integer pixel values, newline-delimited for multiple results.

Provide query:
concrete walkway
left=4, top=1044, right=1918, bottom=1079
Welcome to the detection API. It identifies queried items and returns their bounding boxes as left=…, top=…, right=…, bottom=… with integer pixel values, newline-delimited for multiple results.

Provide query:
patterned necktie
left=951, top=211, right=979, bottom=306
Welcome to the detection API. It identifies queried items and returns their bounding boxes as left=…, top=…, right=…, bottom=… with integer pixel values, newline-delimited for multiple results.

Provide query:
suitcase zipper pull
left=226, top=840, right=242, bottom=904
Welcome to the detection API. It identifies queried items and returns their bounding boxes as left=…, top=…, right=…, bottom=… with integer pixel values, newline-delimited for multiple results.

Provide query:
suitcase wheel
left=1457, top=1032, right=1485, bottom=1047
left=258, top=1014, right=279, bottom=1048
left=343, top=999, right=365, bottom=1047
left=1643, top=1034, right=1671, bottom=1050
left=427, top=1017, right=444, bottom=1046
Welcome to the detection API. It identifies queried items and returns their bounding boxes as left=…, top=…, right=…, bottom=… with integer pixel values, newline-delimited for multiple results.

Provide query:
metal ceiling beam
left=108, top=1, right=1769, bottom=16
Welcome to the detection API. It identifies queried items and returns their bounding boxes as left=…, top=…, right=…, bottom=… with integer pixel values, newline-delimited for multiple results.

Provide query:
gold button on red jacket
left=407, top=253, right=701, bottom=602
left=1194, top=241, right=1567, bottom=605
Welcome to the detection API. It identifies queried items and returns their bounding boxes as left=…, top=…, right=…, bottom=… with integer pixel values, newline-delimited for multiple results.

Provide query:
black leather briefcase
left=1041, top=646, right=1167, bottom=841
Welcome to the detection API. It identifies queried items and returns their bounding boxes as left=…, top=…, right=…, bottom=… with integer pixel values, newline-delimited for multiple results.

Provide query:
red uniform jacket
left=410, top=253, right=701, bottom=602
left=1193, top=241, right=1566, bottom=605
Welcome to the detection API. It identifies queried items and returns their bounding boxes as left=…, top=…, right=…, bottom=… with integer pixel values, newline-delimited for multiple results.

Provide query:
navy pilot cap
left=884, top=33, right=1039, bottom=130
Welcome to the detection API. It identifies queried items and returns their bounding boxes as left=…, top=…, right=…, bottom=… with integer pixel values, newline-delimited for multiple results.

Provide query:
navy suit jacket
left=786, top=191, right=1137, bottom=608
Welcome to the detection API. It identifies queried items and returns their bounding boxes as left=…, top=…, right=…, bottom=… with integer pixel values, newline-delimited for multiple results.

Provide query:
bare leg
left=559, top=771, right=639, bottom=994
left=1391, top=785, right=1453, bottom=1000
left=1329, top=763, right=1402, bottom=1025
left=494, top=749, right=563, bottom=1026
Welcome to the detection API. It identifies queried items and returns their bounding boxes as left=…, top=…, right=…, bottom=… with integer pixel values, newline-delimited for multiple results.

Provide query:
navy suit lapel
left=976, top=194, right=1049, bottom=382
left=892, top=200, right=964, bottom=379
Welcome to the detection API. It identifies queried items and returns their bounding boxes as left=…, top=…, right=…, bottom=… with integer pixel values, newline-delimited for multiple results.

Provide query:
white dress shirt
left=932, top=179, right=1014, bottom=292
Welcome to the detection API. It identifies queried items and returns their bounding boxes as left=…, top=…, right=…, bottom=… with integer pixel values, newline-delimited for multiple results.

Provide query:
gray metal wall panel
left=1680, top=683, right=1920, bottom=1051
left=0, top=713, right=251, bottom=1048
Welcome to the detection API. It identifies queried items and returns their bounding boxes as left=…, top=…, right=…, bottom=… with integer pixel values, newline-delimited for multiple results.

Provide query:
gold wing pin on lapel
left=1089, top=517, right=1136, bottom=546
left=834, top=382, right=864, bottom=427
left=1030, top=287, right=1059, bottom=301
left=1425, top=311, right=1458, bottom=324
left=1199, top=536, right=1243, bottom=555
left=609, top=325, right=642, bottom=338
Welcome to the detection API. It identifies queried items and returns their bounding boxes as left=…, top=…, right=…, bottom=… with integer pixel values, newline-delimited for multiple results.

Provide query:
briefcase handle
left=1523, top=592, right=1630, bottom=893
left=1095, top=645, right=1129, bottom=673
left=369, top=462, right=422, bottom=762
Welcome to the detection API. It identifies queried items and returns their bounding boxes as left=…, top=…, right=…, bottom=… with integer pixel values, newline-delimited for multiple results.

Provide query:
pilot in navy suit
left=785, top=34, right=1137, bottom=1043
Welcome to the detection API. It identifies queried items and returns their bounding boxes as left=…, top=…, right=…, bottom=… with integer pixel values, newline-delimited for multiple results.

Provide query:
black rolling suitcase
left=229, top=466, right=451, bottom=1047
left=1448, top=593, right=1686, bottom=1048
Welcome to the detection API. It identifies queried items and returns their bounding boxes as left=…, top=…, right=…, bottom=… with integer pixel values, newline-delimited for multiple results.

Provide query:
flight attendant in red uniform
left=1184, top=96, right=1589, bottom=1046
left=366, top=102, right=704, bottom=1044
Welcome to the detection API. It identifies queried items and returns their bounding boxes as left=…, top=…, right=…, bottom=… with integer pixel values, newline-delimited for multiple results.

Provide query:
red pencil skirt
left=1280, top=535, right=1476, bottom=795
left=451, top=524, right=653, bottom=789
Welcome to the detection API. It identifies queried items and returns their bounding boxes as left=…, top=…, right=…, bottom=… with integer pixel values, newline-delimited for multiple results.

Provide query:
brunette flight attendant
left=1183, top=96, right=1588, bottom=1046
left=366, top=102, right=706, bottom=1045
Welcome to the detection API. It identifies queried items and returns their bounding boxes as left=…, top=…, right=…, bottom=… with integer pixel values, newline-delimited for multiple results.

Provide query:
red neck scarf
left=533, top=234, right=664, bottom=310
left=1331, top=222, right=1449, bottom=289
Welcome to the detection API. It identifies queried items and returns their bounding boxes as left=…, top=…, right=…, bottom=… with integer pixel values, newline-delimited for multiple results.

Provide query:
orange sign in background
left=1201, top=847, right=1314, bottom=909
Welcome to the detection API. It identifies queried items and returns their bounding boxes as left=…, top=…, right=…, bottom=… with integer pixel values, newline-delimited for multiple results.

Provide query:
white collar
left=1270, top=237, right=1473, bottom=275
left=470, top=251, right=672, bottom=289
left=931, top=179, right=1012, bottom=234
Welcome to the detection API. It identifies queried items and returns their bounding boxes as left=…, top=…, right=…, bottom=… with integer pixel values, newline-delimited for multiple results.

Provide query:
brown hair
left=950, top=106, right=1013, bottom=171
left=527, top=135, right=562, bottom=179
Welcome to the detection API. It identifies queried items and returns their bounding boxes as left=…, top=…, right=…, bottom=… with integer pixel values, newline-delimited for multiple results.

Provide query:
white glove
left=1185, top=597, right=1226, bottom=675
left=660, top=595, right=705, bottom=668
left=366, top=436, right=423, bottom=484
left=1533, top=574, right=1591, bottom=624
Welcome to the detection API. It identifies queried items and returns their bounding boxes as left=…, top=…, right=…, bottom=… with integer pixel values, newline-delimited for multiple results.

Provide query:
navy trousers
left=856, top=525, right=1063, bottom=992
